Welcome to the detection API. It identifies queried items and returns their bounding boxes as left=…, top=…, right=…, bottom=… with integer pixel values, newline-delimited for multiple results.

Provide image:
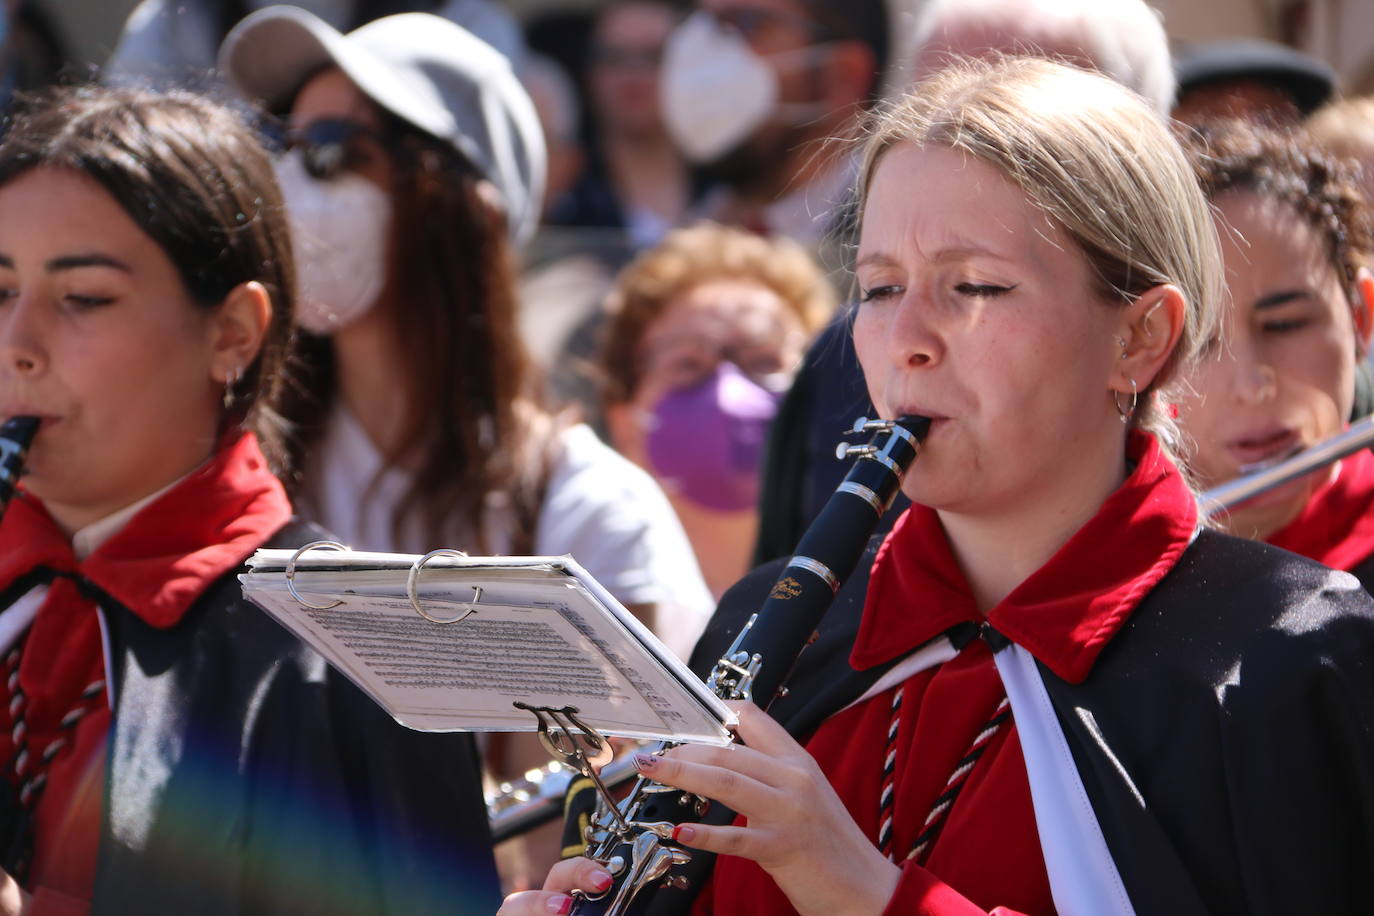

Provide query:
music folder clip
left=240, top=542, right=736, bottom=746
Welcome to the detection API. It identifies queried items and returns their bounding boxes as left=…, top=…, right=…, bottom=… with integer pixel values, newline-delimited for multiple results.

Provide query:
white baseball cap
left=219, top=6, right=546, bottom=246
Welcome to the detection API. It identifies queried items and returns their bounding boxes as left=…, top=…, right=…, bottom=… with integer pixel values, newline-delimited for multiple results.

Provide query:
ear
left=819, top=41, right=877, bottom=109
left=1353, top=267, right=1374, bottom=356
left=1113, top=283, right=1187, bottom=396
left=209, top=281, right=272, bottom=385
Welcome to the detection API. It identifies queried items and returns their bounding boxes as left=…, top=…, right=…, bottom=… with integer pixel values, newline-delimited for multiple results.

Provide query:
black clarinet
left=571, top=415, right=930, bottom=916
left=0, top=416, right=38, bottom=522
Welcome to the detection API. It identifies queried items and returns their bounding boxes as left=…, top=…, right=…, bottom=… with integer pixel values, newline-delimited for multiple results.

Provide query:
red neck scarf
left=1266, top=446, right=1374, bottom=573
left=855, top=432, right=1198, bottom=684
left=0, top=432, right=290, bottom=796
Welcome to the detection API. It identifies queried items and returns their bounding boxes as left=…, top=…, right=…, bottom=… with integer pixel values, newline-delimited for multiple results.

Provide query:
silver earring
left=223, top=366, right=240, bottom=410
left=1116, top=336, right=1128, bottom=359
left=1114, top=378, right=1138, bottom=424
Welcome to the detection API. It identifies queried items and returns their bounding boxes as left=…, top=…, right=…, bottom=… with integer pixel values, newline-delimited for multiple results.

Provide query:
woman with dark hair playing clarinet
left=0, top=86, right=499, bottom=914
left=501, top=57, right=1374, bottom=916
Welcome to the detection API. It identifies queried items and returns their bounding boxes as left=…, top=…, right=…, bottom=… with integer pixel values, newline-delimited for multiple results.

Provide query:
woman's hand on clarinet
left=632, top=701, right=901, bottom=916
left=497, top=856, right=614, bottom=915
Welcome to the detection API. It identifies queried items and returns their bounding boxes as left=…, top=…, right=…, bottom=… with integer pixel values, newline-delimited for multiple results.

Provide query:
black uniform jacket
left=689, top=528, right=1374, bottom=915
left=87, top=520, right=501, bottom=915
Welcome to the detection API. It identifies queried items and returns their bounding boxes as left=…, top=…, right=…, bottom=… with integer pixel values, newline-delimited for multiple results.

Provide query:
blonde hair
left=1308, top=96, right=1374, bottom=164
left=855, top=56, right=1223, bottom=466
left=600, top=222, right=835, bottom=403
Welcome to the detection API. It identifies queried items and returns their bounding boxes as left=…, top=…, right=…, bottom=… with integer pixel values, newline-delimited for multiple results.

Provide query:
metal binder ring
left=407, top=548, right=480, bottom=624
left=284, top=540, right=349, bottom=609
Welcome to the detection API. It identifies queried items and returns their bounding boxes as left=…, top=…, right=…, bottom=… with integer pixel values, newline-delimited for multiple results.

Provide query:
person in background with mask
left=222, top=8, right=713, bottom=891
left=104, top=0, right=526, bottom=90
left=549, top=0, right=696, bottom=251
left=218, top=8, right=713, bottom=656
left=663, top=0, right=888, bottom=259
left=599, top=222, right=832, bottom=596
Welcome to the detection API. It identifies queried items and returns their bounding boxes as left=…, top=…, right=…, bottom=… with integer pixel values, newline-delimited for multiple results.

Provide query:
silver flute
left=1198, top=415, right=1374, bottom=517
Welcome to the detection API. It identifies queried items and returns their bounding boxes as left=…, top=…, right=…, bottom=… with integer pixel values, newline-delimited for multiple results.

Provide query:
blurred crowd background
left=20, top=0, right=1374, bottom=93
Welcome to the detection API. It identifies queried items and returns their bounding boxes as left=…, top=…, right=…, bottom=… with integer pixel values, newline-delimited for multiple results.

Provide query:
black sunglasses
left=281, top=118, right=393, bottom=180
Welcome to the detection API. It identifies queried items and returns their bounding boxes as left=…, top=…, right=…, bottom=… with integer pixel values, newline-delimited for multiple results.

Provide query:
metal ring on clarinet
left=787, top=556, right=840, bottom=594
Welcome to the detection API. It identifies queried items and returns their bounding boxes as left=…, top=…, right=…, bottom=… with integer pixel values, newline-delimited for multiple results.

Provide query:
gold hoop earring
left=1114, top=378, right=1138, bottom=424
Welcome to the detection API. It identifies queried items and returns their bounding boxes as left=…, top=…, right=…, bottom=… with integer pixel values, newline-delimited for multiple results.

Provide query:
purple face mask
left=645, top=361, right=782, bottom=512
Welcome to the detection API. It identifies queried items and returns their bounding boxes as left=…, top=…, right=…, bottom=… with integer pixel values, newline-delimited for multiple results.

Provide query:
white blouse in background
left=299, top=404, right=715, bottom=659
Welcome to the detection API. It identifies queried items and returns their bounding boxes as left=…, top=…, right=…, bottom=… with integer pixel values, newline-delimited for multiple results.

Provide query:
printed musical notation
left=239, top=547, right=735, bottom=745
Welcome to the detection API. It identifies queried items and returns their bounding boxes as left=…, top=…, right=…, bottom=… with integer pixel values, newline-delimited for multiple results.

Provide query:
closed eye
left=859, top=284, right=903, bottom=304
left=1261, top=317, right=1310, bottom=334
left=955, top=282, right=1015, bottom=298
left=64, top=294, right=117, bottom=310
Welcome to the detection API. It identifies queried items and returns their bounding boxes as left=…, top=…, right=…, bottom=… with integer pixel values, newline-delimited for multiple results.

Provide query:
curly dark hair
left=1180, top=117, right=1374, bottom=291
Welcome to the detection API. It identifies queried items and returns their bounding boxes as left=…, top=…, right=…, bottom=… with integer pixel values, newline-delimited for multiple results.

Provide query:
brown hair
left=1182, top=117, right=1374, bottom=292
left=0, top=85, right=297, bottom=472
left=599, top=221, right=835, bottom=405
left=278, top=111, right=551, bottom=554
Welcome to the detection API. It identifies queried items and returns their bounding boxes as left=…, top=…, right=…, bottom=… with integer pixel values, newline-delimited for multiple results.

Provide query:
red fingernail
left=672, top=824, right=696, bottom=843
left=590, top=869, right=613, bottom=892
left=547, top=894, right=572, bottom=915
left=632, top=753, right=657, bottom=772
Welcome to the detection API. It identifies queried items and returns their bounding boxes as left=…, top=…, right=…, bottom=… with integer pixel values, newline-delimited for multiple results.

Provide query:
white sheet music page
left=240, top=551, right=735, bottom=746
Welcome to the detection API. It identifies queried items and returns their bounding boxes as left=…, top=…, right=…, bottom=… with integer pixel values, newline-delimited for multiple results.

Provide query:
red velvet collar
left=1266, top=446, right=1374, bottom=573
left=853, top=432, right=1198, bottom=684
left=0, top=433, right=291, bottom=628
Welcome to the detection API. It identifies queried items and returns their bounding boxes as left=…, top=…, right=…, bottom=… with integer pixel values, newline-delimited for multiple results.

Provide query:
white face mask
left=274, top=150, right=392, bottom=336
left=660, top=11, right=827, bottom=164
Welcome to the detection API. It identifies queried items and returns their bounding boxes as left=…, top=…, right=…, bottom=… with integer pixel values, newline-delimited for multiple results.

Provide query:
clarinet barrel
left=571, top=414, right=930, bottom=916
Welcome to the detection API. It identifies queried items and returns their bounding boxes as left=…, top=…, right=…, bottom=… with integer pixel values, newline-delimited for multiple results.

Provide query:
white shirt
left=299, top=405, right=714, bottom=659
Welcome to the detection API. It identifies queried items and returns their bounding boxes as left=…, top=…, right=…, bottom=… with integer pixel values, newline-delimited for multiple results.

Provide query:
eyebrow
left=1254, top=290, right=1310, bottom=310
left=45, top=253, right=133, bottom=273
left=854, top=245, right=1013, bottom=271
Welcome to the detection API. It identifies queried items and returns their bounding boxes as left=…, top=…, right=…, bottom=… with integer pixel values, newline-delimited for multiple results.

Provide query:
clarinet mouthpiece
left=0, top=416, right=39, bottom=507
left=895, top=415, right=933, bottom=441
